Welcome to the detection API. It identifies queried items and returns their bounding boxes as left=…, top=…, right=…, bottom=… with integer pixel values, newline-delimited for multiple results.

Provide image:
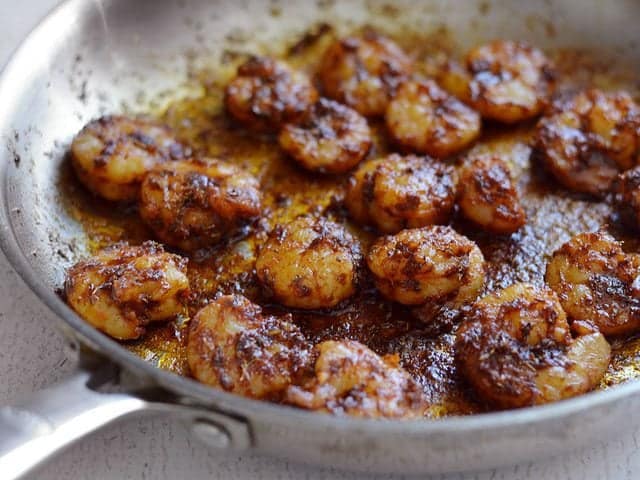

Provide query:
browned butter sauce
left=60, top=25, right=640, bottom=417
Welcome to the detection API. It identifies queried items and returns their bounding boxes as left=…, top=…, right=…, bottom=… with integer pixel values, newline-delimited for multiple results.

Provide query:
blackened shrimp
left=278, top=98, right=372, bottom=174
left=457, top=153, right=526, bottom=234
left=386, top=79, right=481, bottom=158
left=255, top=216, right=362, bottom=309
left=366, top=226, right=485, bottom=307
left=534, top=89, right=640, bottom=195
left=545, top=231, right=640, bottom=336
left=65, top=241, right=189, bottom=340
left=225, top=56, right=318, bottom=132
left=345, top=154, right=457, bottom=233
left=285, top=340, right=428, bottom=418
left=456, top=283, right=611, bottom=409
left=319, top=32, right=412, bottom=117
left=187, top=295, right=312, bottom=399
left=439, top=40, right=554, bottom=123
left=70, top=115, right=185, bottom=202
left=139, top=158, right=262, bottom=252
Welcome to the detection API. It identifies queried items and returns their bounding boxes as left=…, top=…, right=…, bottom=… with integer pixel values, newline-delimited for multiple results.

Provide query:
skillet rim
left=0, top=0, right=639, bottom=436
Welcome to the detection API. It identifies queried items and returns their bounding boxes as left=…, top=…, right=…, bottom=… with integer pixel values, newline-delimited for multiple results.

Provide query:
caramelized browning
left=60, top=26, right=640, bottom=418
left=279, top=98, right=372, bottom=173
left=456, top=283, right=610, bottom=409
left=457, top=153, right=526, bottom=234
left=256, top=216, right=362, bottom=309
left=386, top=79, right=481, bottom=158
left=65, top=241, right=189, bottom=340
left=139, top=158, right=262, bottom=252
left=187, top=295, right=313, bottom=399
left=319, top=32, right=412, bottom=117
left=367, top=226, right=485, bottom=308
left=534, top=89, right=640, bottom=195
left=285, top=340, right=428, bottom=418
left=225, top=56, right=318, bottom=132
left=345, top=154, right=457, bottom=233
left=71, top=116, right=186, bottom=202
left=546, top=231, right=640, bottom=337
left=439, top=40, right=554, bottom=123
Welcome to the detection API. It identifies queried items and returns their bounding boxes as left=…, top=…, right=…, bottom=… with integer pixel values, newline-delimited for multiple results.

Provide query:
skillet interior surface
left=4, top=0, right=640, bottom=473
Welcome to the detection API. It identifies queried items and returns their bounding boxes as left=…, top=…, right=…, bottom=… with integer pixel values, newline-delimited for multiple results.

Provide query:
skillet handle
left=0, top=361, right=149, bottom=480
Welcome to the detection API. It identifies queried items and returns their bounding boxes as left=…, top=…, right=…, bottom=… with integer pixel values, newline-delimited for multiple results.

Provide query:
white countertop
left=1, top=1, right=638, bottom=479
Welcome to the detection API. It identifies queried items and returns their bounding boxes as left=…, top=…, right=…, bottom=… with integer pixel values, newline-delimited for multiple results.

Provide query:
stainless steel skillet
left=1, top=0, right=640, bottom=478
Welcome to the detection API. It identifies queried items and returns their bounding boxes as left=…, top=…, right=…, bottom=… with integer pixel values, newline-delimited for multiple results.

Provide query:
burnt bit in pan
left=58, top=24, right=640, bottom=417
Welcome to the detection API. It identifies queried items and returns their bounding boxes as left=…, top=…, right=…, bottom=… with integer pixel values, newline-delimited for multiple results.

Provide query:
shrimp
left=345, top=154, right=458, bottom=233
left=278, top=98, right=372, bottom=174
left=545, top=230, right=640, bottom=336
left=386, top=79, right=481, bottom=158
left=225, top=56, right=318, bottom=132
left=255, top=216, right=362, bottom=309
left=457, top=153, right=526, bottom=234
left=613, top=166, right=640, bottom=230
left=534, top=89, right=640, bottom=195
left=70, top=115, right=186, bottom=202
left=439, top=40, right=554, bottom=123
left=139, top=158, right=262, bottom=252
left=456, top=283, right=611, bottom=409
left=319, top=32, right=412, bottom=117
left=366, top=226, right=485, bottom=307
left=285, top=340, right=428, bottom=418
left=65, top=241, right=189, bottom=340
left=187, top=295, right=313, bottom=399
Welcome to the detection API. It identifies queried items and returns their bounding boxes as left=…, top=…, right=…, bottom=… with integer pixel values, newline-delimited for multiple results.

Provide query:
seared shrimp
left=187, top=295, right=312, bottom=399
left=279, top=98, right=372, bottom=174
left=139, top=158, right=262, bottom=252
left=386, top=80, right=481, bottom=158
left=457, top=153, right=526, bottom=234
left=546, top=231, right=640, bottom=336
left=255, top=216, right=362, bottom=309
left=366, top=226, right=485, bottom=307
left=319, top=32, right=412, bottom=117
left=65, top=241, right=189, bottom=340
left=614, top=166, right=640, bottom=230
left=439, top=40, right=554, bottom=123
left=345, top=154, right=457, bottom=233
left=225, top=56, right=318, bottom=132
left=71, top=115, right=185, bottom=202
left=456, top=283, right=611, bottom=409
left=534, top=89, right=640, bottom=195
left=285, top=340, right=428, bottom=418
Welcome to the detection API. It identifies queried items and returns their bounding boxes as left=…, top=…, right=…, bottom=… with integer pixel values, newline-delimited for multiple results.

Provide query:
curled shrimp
left=345, top=154, right=458, bottom=233
left=187, top=295, right=312, bottom=399
left=285, top=340, right=428, bottom=418
left=71, top=115, right=185, bottom=202
left=278, top=98, right=372, bottom=174
left=545, top=230, right=640, bottom=337
left=139, top=158, right=262, bottom=252
left=534, top=89, right=640, bottom=195
left=439, top=40, right=554, bottom=123
left=366, top=226, right=485, bottom=307
left=456, top=283, right=611, bottom=409
left=65, top=241, right=189, bottom=340
left=255, top=216, right=362, bottom=309
left=457, top=153, right=526, bottom=234
left=319, top=32, right=412, bottom=117
left=225, top=56, right=318, bottom=132
left=386, top=79, right=481, bottom=158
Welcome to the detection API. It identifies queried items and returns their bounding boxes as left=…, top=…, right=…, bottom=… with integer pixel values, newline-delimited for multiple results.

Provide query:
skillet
left=2, top=0, right=640, bottom=478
